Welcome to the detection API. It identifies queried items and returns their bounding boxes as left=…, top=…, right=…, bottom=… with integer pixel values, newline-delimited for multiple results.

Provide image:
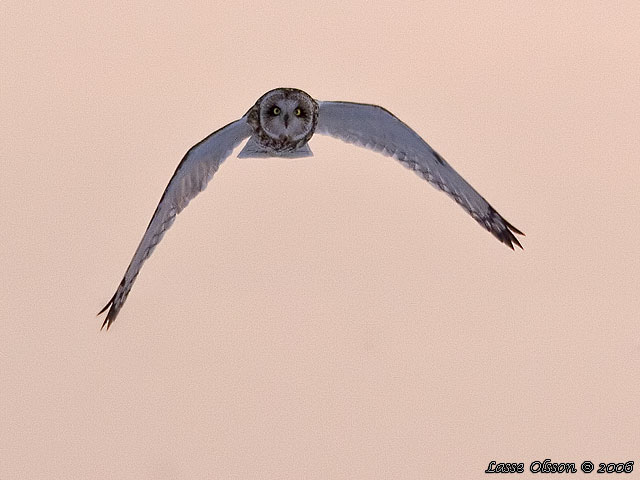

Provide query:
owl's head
left=248, top=88, right=318, bottom=152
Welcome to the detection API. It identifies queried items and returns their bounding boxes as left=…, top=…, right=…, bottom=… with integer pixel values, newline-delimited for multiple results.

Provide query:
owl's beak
left=283, top=113, right=289, bottom=128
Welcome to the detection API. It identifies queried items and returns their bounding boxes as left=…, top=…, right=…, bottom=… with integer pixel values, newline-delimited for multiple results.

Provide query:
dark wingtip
left=97, top=292, right=117, bottom=331
left=97, top=298, right=112, bottom=316
left=99, top=308, right=117, bottom=331
left=500, top=220, right=524, bottom=250
left=504, top=219, right=525, bottom=237
left=486, top=206, right=524, bottom=250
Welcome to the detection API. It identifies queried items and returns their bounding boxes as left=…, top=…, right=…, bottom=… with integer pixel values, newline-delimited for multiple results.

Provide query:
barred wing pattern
left=98, top=118, right=252, bottom=329
left=315, top=101, right=523, bottom=248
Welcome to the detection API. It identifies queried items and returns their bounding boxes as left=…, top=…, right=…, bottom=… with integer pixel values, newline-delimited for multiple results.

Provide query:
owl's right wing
left=98, top=117, right=253, bottom=329
left=315, top=101, right=523, bottom=249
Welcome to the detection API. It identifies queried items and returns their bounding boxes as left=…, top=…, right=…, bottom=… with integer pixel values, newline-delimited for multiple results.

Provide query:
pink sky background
left=2, top=2, right=639, bottom=478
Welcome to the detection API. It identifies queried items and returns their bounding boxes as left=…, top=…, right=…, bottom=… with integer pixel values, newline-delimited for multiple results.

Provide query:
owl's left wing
left=98, top=118, right=252, bottom=329
left=315, top=101, right=523, bottom=249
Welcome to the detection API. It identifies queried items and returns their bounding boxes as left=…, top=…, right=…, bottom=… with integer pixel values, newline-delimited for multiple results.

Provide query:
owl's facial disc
left=269, top=104, right=303, bottom=129
left=262, top=98, right=309, bottom=140
left=253, top=88, right=318, bottom=150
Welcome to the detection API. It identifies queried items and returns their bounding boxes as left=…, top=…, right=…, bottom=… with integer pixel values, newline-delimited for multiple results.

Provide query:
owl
left=99, top=88, right=524, bottom=329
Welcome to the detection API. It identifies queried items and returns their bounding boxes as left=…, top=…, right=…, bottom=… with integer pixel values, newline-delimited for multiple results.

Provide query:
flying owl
left=99, top=87, right=524, bottom=329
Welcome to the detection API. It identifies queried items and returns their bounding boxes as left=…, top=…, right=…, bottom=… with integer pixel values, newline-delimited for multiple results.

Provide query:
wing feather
left=315, top=101, right=524, bottom=248
left=98, top=118, right=252, bottom=329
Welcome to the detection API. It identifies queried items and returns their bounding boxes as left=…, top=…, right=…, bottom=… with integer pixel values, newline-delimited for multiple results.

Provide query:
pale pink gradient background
left=1, top=2, right=639, bottom=479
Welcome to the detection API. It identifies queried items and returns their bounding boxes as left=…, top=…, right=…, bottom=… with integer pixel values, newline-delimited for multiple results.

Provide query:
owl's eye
left=294, top=108, right=302, bottom=116
left=272, top=106, right=281, bottom=115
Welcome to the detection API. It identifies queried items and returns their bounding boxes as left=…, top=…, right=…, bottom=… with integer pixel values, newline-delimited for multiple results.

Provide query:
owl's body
left=99, top=87, right=524, bottom=329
